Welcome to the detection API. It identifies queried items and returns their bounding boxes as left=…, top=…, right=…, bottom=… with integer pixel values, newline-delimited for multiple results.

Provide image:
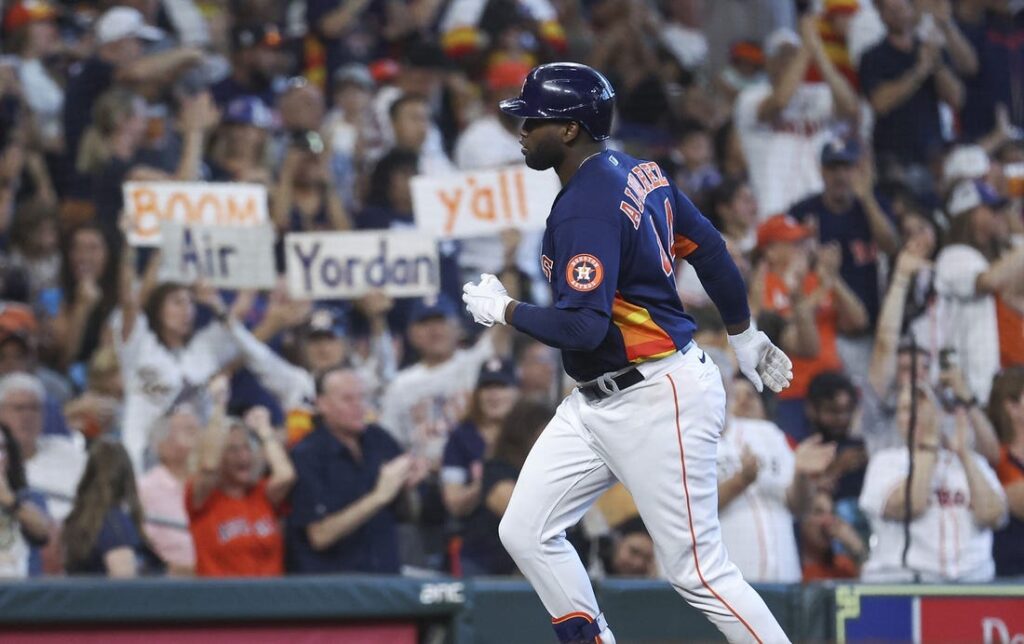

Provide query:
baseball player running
left=462, top=63, right=794, bottom=644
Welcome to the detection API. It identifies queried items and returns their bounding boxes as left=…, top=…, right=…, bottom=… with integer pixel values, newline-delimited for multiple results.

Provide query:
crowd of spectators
left=0, top=0, right=1021, bottom=587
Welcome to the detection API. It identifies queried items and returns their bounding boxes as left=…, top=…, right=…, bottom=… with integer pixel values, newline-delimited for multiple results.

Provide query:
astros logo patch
left=566, top=254, right=603, bottom=292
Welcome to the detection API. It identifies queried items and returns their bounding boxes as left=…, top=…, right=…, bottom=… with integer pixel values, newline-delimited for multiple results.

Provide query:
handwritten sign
left=123, top=182, right=269, bottom=246
left=158, top=222, right=277, bottom=289
left=285, top=231, right=439, bottom=300
left=411, top=166, right=559, bottom=239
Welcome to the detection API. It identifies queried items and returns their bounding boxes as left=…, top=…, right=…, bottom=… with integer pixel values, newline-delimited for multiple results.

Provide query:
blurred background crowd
left=0, top=0, right=1021, bottom=587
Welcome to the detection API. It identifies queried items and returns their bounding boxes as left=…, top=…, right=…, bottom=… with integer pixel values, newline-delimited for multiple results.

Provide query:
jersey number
left=647, top=198, right=675, bottom=277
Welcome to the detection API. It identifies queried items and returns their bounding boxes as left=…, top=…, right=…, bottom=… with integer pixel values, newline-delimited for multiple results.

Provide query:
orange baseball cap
left=2, top=0, right=58, bottom=33
left=756, top=214, right=812, bottom=248
left=486, top=60, right=531, bottom=92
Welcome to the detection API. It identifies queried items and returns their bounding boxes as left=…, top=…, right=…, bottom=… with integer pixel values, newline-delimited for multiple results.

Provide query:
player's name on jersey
left=285, top=231, right=440, bottom=300
left=158, top=222, right=277, bottom=290
left=410, top=166, right=560, bottom=238
left=123, top=181, right=269, bottom=246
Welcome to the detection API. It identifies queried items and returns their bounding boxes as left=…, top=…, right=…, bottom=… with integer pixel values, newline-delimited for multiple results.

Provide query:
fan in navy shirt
left=441, top=359, right=519, bottom=573
left=210, top=25, right=282, bottom=110
left=789, top=140, right=900, bottom=326
left=286, top=367, right=423, bottom=574
left=859, top=0, right=966, bottom=170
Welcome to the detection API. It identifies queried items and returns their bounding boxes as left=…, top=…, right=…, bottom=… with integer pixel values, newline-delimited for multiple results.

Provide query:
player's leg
left=499, top=394, right=619, bottom=644
left=585, top=349, right=790, bottom=644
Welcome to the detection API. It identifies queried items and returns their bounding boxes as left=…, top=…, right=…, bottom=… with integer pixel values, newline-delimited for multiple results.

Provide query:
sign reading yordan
left=123, top=182, right=269, bottom=246
left=285, top=231, right=439, bottom=300
left=410, top=166, right=559, bottom=239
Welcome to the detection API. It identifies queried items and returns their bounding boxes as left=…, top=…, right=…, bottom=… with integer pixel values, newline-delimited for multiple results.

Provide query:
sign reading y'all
left=285, top=231, right=440, bottom=300
left=158, top=222, right=277, bottom=289
left=410, top=166, right=559, bottom=239
left=123, top=182, right=269, bottom=246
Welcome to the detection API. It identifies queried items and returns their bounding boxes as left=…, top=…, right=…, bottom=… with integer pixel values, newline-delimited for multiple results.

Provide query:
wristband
left=915, top=443, right=939, bottom=452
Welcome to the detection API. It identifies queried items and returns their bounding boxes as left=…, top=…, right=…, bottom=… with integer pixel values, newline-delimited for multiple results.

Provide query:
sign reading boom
left=123, top=181, right=269, bottom=246
left=411, top=166, right=559, bottom=238
left=285, top=231, right=439, bottom=300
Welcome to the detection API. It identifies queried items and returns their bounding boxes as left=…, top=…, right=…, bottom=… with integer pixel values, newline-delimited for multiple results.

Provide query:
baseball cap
left=477, top=358, right=518, bottom=388
left=223, top=96, right=275, bottom=128
left=946, top=179, right=1008, bottom=218
left=409, top=294, right=457, bottom=323
left=0, top=302, right=37, bottom=348
left=232, top=23, right=283, bottom=50
left=756, top=214, right=812, bottom=248
left=306, top=307, right=346, bottom=339
left=95, top=7, right=162, bottom=45
left=823, top=0, right=860, bottom=16
left=2, top=0, right=57, bottom=34
left=765, top=28, right=800, bottom=58
left=820, top=138, right=861, bottom=166
left=333, top=63, right=375, bottom=91
left=486, top=60, right=531, bottom=93
left=943, top=145, right=990, bottom=185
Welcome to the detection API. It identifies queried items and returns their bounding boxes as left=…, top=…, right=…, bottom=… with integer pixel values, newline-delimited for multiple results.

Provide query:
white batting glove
left=727, top=323, right=793, bottom=393
left=462, top=273, right=513, bottom=327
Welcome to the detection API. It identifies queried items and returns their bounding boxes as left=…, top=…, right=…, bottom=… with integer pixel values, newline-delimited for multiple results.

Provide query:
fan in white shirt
left=734, top=23, right=858, bottom=219
left=379, top=297, right=500, bottom=468
left=918, top=180, right=1024, bottom=405
left=0, top=372, right=83, bottom=524
left=113, top=247, right=250, bottom=472
left=859, top=384, right=1007, bottom=582
left=716, top=376, right=837, bottom=583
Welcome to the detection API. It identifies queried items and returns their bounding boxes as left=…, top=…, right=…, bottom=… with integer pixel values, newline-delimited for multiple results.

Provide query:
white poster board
left=411, top=166, right=559, bottom=239
left=158, top=222, right=277, bottom=289
left=285, top=231, right=439, bottom=300
left=123, top=181, right=269, bottom=246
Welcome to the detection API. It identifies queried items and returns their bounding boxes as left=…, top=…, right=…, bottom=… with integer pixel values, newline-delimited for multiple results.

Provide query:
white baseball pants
left=498, top=347, right=790, bottom=644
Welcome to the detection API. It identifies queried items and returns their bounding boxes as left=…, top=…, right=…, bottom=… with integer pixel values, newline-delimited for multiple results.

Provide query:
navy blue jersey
left=537, top=150, right=743, bottom=381
left=790, top=194, right=885, bottom=324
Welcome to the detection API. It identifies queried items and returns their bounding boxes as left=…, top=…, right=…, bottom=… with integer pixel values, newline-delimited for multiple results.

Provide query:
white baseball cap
left=95, top=7, right=162, bottom=45
left=947, top=179, right=1007, bottom=218
left=765, top=28, right=801, bottom=58
left=943, top=145, right=990, bottom=185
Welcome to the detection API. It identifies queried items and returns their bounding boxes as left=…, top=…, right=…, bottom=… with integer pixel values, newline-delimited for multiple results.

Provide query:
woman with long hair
left=187, top=378, right=295, bottom=577
left=988, top=367, right=1024, bottom=577
left=442, top=359, right=520, bottom=519
left=62, top=441, right=162, bottom=576
left=859, top=383, right=1006, bottom=582
left=52, top=223, right=118, bottom=370
left=0, top=423, right=50, bottom=578
left=113, top=240, right=248, bottom=471
left=454, top=400, right=553, bottom=576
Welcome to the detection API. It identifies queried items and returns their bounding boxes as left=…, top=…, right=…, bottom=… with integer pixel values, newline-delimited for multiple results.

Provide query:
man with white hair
left=0, top=373, right=85, bottom=521
left=735, top=17, right=860, bottom=218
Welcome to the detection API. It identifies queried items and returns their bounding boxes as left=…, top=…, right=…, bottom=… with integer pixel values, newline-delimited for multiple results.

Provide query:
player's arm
left=671, top=189, right=792, bottom=392
left=466, top=217, right=620, bottom=351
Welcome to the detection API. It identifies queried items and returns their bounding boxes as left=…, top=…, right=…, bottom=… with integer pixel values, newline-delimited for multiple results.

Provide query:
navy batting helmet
left=499, top=63, right=616, bottom=141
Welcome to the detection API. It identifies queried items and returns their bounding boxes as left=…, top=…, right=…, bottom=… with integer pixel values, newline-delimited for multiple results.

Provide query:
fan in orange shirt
left=187, top=379, right=296, bottom=577
left=799, top=492, right=865, bottom=581
left=752, top=214, right=868, bottom=437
